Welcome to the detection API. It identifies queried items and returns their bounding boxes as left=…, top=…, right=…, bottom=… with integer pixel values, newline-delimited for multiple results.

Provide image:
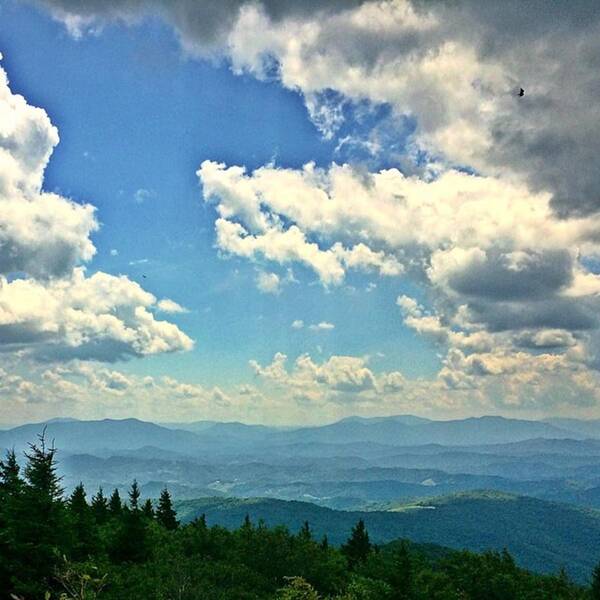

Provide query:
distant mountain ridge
left=0, top=414, right=592, bottom=456
left=0, top=418, right=203, bottom=454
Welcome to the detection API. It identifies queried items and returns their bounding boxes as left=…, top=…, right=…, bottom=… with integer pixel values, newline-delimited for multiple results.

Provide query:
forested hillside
left=174, top=492, right=600, bottom=583
left=0, top=436, right=597, bottom=599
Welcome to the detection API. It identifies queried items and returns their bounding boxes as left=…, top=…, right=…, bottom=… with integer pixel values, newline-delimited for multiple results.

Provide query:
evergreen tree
left=320, top=535, right=329, bottom=551
left=0, top=449, right=24, bottom=593
left=0, top=449, right=23, bottom=496
left=109, top=488, right=123, bottom=516
left=142, top=498, right=155, bottom=519
left=591, top=561, right=600, bottom=600
left=110, top=480, right=149, bottom=563
left=69, top=482, right=88, bottom=514
left=341, top=519, right=372, bottom=569
left=156, top=487, right=178, bottom=530
left=91, top=487, right=109, bottom=524
left=389, top=541, right=413, bottom=600
left=129, top=479, right=141, bottom=511
left=68, top=482, right=96, bottom=560
left=24, top=430, right=63, bottom=502
left=299, top=520, right=312, bottom=542
left=14, top=431, right=68, bottom=597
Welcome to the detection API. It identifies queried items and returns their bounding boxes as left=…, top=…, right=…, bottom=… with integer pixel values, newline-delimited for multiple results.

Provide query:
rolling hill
left=175, top=491, right=600, bottom=583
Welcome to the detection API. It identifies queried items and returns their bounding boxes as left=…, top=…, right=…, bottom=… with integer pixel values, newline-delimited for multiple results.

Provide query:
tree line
left=0, top=433, right=598, bottom=599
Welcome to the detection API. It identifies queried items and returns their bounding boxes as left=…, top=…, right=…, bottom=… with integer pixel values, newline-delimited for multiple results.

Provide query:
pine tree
left=142, top=498, right=154, bottom=518
left=341, top=519, right=372, bottom=569
left=110, top=480, right=149, bottom=563
left=109, top=488, right=122, bottom=516
left=69, top=482, right=88, bottom=514
left=24, top=430, right=63, bottom=502
left=0, top=449, right=23, bottom=496
left=68, top=482, right=95, bottom=560
left=320, top=535, right=329, bottom=551
left=0, top=449, right=25, bottom=593
left=299, top=520, right=312, bottom=542
left=389, top=541, right=413, bottom=600
left=91, top=487, right=109, bottom=524
left=13, top=431, right=68, bottom=597
left=129, top=479, right=141, bottom=511
left=156, top=487, right=178, bottom=530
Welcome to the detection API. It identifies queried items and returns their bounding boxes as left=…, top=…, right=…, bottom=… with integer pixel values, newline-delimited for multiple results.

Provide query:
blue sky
left=0, top=2, right=437, bottom=388
left=2, top=0, right=600, bottom=424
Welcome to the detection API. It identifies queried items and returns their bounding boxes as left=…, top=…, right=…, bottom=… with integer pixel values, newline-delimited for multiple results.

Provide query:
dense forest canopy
left=0, top=435, right=597, bottom=599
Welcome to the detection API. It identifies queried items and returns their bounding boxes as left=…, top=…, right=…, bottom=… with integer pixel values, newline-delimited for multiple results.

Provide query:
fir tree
left=68, top=482, right=95, bottom=560
left=91, top=487, right=109, bottom=524
left=389, top=541, right=413, bottom=600
left=142, top=498, right=155, bottom=519
left=0, top=449, right=23, bottom=496
left=341, top=519, right=372, bottom=569
left=109, top=488, right=122, bottom=516
left=129, top=479, right=141, bottom=511
left=156, top=487, right=178, bottom=530
left=69, top=482, right=88, bottom=514
left=14, top=431, right=68, bottom=597
left=110, top=480, right=149, bottom=563
left=0, top=449, right=24, bottom=593
left=299, top=520, right=312, bottom=542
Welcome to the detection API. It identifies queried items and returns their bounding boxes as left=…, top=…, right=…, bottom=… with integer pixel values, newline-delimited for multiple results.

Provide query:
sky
left=1, top=0, right=600, bottom=426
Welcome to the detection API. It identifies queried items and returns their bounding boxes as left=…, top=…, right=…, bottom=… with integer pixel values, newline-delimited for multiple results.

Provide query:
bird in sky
left=519, top=87, right=525, bottom=97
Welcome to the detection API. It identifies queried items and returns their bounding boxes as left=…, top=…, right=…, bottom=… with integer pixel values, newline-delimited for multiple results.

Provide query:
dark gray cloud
left=31, top=0, right=363, bottom=52
left=445, top=249, right=573, bottom=301
left=468, top=297, right=598, bottom=333
left=440, top=0, right=600, bottom=217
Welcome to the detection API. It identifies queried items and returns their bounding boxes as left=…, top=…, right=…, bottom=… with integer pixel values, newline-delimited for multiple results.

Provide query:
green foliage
left=91, top=488, right=109, bottom=525
left=155, top=487, right=178, bottom=530
left=142, top=498, right=155, bottom=519
left=108, top=488, right=122, bottom=516
left=276, top=577, right=321, bottom=599
left=342, top=519, right=372, bottom=569
left=0, top=436, right=596, bottom=599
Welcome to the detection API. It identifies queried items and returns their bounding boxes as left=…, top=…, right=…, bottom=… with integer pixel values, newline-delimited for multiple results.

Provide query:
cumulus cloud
left=3, top=361, right=239, bottom=423
left=0, top=56, right=192, bottom=363
left=250, top=352, right=385, bottom=400
left=0, top=269, right=194, bottom=361
left=308, top=322, right=335, bottom=332
left=200, top=153, right=600, bottom=406
left=255, top=270, right=281, bottom=295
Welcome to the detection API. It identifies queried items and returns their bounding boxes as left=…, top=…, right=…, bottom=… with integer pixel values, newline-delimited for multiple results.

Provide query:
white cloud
left=308, top=321, right=335, bottom=332
left=255, top=270, right=281, bottom=295
left=291, top=319, right=304, bottom=329
left=133, top=188, right=156, bottom=204
left=0, top=269, right=194, bottom=361
left=157, top=298, right=188, bottom=313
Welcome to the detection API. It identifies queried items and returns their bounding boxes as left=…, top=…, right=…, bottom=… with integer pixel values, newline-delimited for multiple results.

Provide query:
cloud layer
left=35, top=0, right=600, bottom=217
left=11, top=1, right=600, bottom=418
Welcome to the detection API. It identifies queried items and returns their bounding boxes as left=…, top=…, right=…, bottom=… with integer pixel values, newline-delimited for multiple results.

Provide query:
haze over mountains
left=4, top=414, right=600, bottom=510
left=5, top=413, right=600, bottom=581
